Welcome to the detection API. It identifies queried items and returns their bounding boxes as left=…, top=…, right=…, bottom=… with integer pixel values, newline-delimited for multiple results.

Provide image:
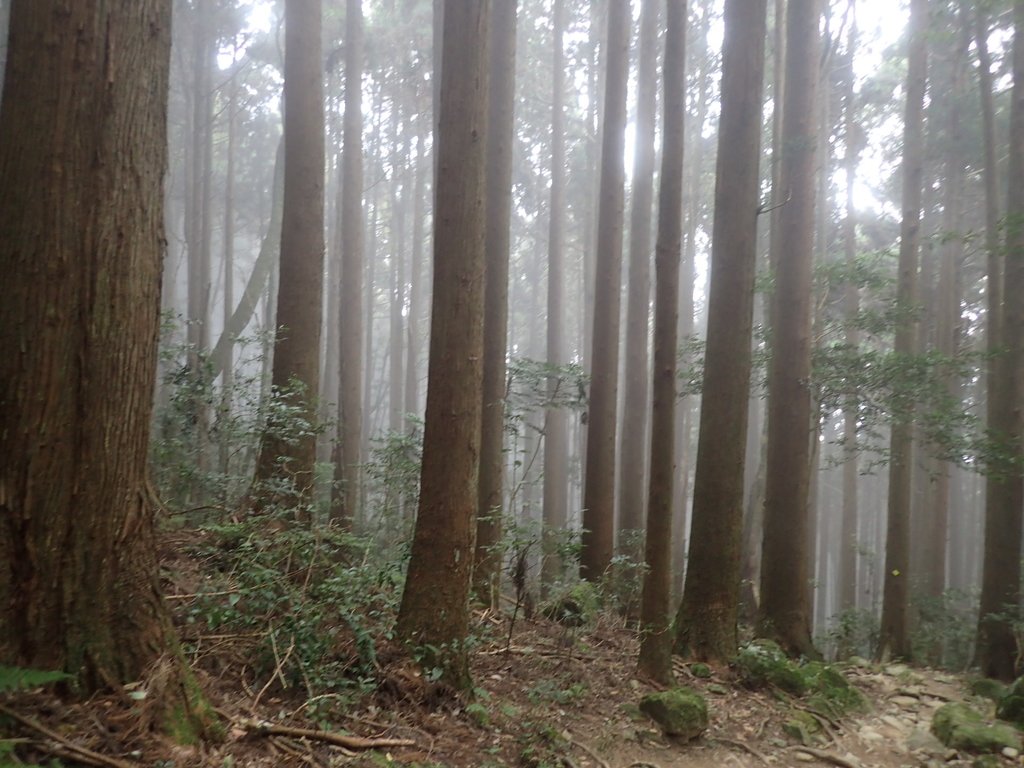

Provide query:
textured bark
left=405, top=140, right=428, bottom=430
left=638, top=0, right=686, bottom=686
left=878, top=0, right=927, bottom=663
left=475, top=0, right=518, bottom=609
left=333, top=0, right=365, bottom=524
left=396, top=0, right=489, bottom=690
left=0, top=0, right=211, bottom=733
left=674, top=0, right=768, bottom=662
left=581, top=0, right=631, bottom=581
left=618, top=0, right=660, bottom=544
left=839, top=22, right=860, bottom=614
left=757, top=0, right=823, bottom=659
left=976, top=0, right=1024, bottom=682
left=542, top=0, right=569, bottom=592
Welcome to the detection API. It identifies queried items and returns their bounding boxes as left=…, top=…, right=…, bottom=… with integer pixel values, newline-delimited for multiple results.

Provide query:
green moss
left=970, top=677, right=1009, bottom=703
left=639, top=687, right=709, bottom=741
left=972, top=756, right=1003, bottom=768
left=996, top=676, right=1024, bottom=726
left=165, top=666, right=224, bottom=745
left=931, top=703, right=1022, bottom=754
left=782, top=710, right=822, bottom=745
left=690, top=663, right=712, bottom=679
left=802, top=662, right=867, bottom=717
left=735, top=640, right=807, bottom=696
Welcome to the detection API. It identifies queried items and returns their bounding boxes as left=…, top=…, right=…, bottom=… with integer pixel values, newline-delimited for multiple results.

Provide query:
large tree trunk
left=674, top=0, right=768, bottom=663
left=618, top=0, right=660, bottom=547
left=333, top=0, right=365, bottom=524
left=396, top=0, right=489, bottom=690
left=0, top=0, right=213, bottom=735
left=581, top=0, right=631, bottom=581
left=638, top=0, right=686, bottom=686
left=877, top=0, right=927, bottom=663
left=757, top=0, right=823, bottom=659
left=542, top=0, right=569, bottom=592
left=475, top=0, right=518, bottom=609
left=976, top=0, right=1024, bottom=682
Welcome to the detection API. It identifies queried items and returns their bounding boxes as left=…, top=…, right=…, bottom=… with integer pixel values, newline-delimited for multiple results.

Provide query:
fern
left=0, top=666, right=70, bottom=694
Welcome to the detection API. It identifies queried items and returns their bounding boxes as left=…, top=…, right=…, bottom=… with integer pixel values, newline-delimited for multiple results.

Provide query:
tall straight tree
left=674, top=0, right=768, bottom=663
left=756, top=0, right=823, bottom=659
left=542, top=0, right=569, bottom=591
left=475, top=0, right=518, bottom=609
left=581, top=0, right=631, bottom=580
left=396, top=0, right=489, bottom=690
left=618, top=0, right=660, bottom=545
left=638, top=0, right=686, bottom=686
left=333, top=0, right=365, bottom=525
left=877, top=0, right=927, bottom=662
left=976, top=0, right=1024, bottom=682
left=255, top=0, right=325, bottom=509
left=839, top=14, right=861, bottom=614
left=0, top=0, right=211, bottom=734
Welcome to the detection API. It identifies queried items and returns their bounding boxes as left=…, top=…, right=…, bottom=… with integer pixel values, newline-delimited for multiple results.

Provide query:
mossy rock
left=970, top=677, right=1009, bottom=704
left=802, top=662, right=866, bottom=717
left=972, top=755, right=1002, bottom=768
left=782, top=710, right=822, bottom=745
left=735, top=640, right=807, bottom=696
left=931, top=703, right=1022, bottom=754
left=639, top=687, right=709, bottom=741
left=690, top=662, right=712, bottom=679
left=541, top=581, right=599, bottom=627
left=996, top=676, right=1024, bottom=726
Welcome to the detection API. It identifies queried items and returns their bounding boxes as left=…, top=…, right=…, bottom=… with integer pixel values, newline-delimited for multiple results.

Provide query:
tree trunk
left=475, top=0, right=518, bottom=609
left=757, top=0, right=823, bottom=659
left=581, top=0, right=631, bottom=581
left=396, top=0, right=489, bottom=690
left=618, top=0, right=660, bottom=546
left=255, top=0, right=325, bottom=512
left=976, top=0, right=1024, bottom=682
left=542, top=0, right=569, bottom=592
left=0, top=0, right=214, bottom=736
left=333, top=0, right=365, bottom=524
left=674, top=0, right=768, bottom=663
left=877, top=0, right=927, bottom=663
left=638, top=0, right=686, bottom=686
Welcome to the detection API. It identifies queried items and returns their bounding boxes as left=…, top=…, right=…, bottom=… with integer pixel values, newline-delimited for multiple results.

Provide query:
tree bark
left=674, top=0, right=768, bottom=663
left=877, top=0, right=927, bottom=663
left=475, top=0, right=518, bottom=609
left=333, top=0, right=365, bottom=524
left=976, top=0, right=1024, bottom=682
left=581, top=0, right=631, bottom=581
left=0, top=0, right=214, bottom=736
left=396, top=0, right=489, bottom=690
left=618, top=0, right=660, bottom=546
left=757, top=0, right=823, bottom=659
left=638, top=0, right=686, bottom=686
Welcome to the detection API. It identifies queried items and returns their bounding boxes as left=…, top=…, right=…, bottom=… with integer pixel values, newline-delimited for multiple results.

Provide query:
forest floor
left=1, top=531, right=1017, bottom=768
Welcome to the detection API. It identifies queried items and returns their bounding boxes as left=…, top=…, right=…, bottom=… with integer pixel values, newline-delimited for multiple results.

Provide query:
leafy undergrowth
left=0, top=530, right=1018, bottom=767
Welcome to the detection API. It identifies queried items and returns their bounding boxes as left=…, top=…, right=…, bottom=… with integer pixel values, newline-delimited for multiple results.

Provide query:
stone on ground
left=639, top=687, right=708, bottom=741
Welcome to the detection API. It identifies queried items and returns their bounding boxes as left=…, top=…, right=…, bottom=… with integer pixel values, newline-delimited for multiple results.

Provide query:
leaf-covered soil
left=1, top=535, right=1019, bottom=768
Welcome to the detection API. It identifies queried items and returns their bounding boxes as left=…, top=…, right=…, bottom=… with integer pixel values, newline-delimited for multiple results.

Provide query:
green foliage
left=517, top=720, right=569, bottom=768
left=910, top=587, right=980, bottom=671
left=821, top=608, right=881, bottom=661
left=185, top=516, right=401, bottom=700
left=0, top=666, right=70, bottom=694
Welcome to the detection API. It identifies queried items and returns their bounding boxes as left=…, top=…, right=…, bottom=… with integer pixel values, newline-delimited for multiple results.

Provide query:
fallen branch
left=567, top=736, right=611, bottom=768
left=237, top=717, right=416, bottom=750
left=789, top=745, right=861, bottom=768
left=0, top=704, right=136, bottom=768
left=711, top=736, right=771, bottom=765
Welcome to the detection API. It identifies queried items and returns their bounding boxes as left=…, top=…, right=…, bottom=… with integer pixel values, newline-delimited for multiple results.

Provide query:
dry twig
left=711, top=736, right=771, bottom=765
left=566, top=735, right=611, bottom=768
left=0, top=703, right=136, bottom=768
left=237, top=717, right=416, bottom=750
left=789, top=745, right=861, bottom=768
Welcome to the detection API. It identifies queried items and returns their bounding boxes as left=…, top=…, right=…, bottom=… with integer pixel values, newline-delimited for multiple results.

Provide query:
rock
left=859, top=726, right=884, bottom=742
left=970, top=677, right=1009, bottom=704
left=885, top=664, right=910, bottom=677
left=906, top=726, right=947, bottom=756
left=971, top=756, right=1002, bottom=768
left=690, top=663, right=712, bottom=679
left=996, top=676, right=1024, bottom=726
left=891, top=695, right=920, bottom=708
left=1002, top=746, right=1019, bottom=758
left=880, top=714, right=908, bottom=732
left=783, top=710, right=823, bottom=745
left=931, top=702, right=1023, bottom=754
left=793, top=749, right=816, bottom=762
left=802, top=662, right=867, bottom=716
left=735, top=640, right=807, bottom=695
left=638, top=687, right=708, bottom=741
left=706, top=683, right=729, bottom=695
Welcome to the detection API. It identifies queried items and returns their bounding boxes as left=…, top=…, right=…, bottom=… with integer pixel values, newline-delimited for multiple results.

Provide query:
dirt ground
left=0, top=537, right=1017, bottom=768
